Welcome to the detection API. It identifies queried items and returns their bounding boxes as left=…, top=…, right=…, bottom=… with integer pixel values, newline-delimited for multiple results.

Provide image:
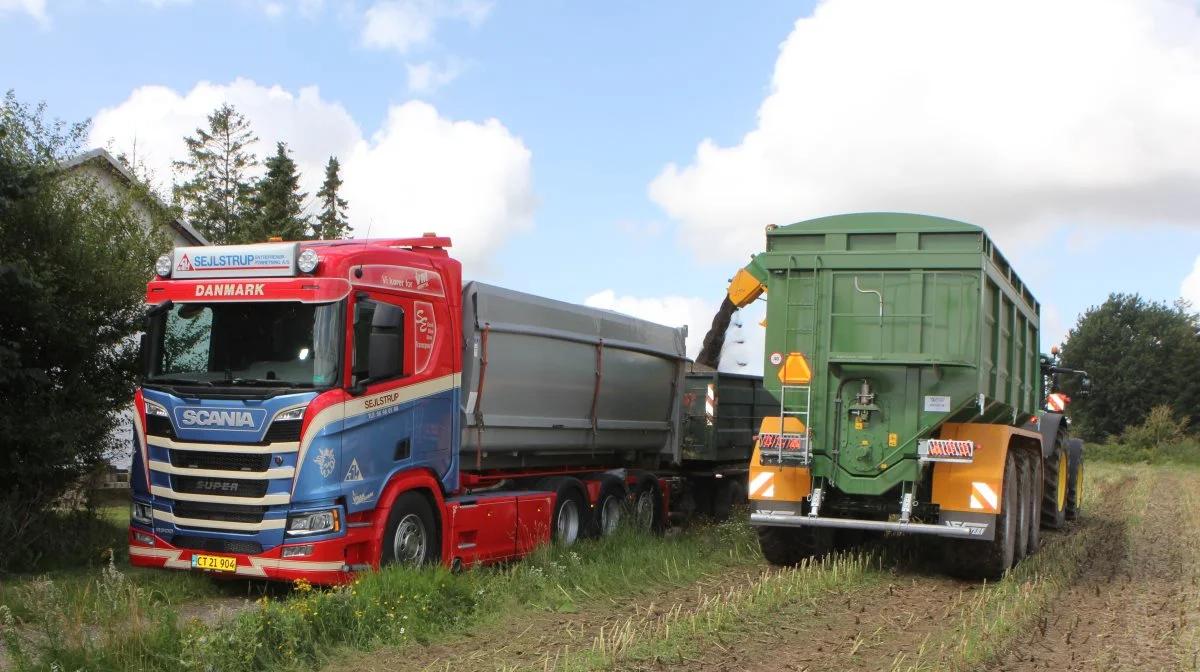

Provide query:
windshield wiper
left=225, top=378, right=293, bottom=387
left=145, top=377, right=214, bottom=387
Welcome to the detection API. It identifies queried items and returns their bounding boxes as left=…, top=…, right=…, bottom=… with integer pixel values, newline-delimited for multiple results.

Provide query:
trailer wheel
left=587, top=475, right=627, bottom=538
left=539, top=476, right=587, bottom=546
left=712, top=476, right=746, bottom=522
left=947, top=449, right=1017, bottom=581
left=1027, top=450, right=1043, bottom=554
left=1041, top=434, right=1068, bottom=530
left=757, top=525, right=833, bottom=566
left=629, top=475, right=665, bottom=535
left=1013, top=449, right=1032, bottom=565
left=381, top=491, right=439, bottom=568
left=1065, top=438, right=1084, bottom=521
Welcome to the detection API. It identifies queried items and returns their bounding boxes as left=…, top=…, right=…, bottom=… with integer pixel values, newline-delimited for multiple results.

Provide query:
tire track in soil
left=325, top=564, right=776, bottom=672
left=980, top=469, right=1199, bottom=672
left=629, top=472, right=1134, bottom=672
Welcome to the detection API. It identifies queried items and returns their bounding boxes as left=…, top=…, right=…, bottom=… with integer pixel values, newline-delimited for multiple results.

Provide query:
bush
left=0, top=90, right=169, bottom=573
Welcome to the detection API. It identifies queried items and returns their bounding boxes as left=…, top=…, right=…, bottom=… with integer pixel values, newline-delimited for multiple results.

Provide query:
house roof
left=62, top=148, right=209, bottom=246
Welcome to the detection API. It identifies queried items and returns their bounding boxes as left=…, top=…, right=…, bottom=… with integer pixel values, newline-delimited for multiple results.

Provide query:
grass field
left=3, top=461, right=1197, bottom=672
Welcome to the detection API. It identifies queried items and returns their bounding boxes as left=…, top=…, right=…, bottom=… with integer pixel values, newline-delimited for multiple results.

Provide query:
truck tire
left=1041, top=434, right=1068, bottom=530
left=758, top=525, right=833, bottom=566
left=947, top=449, right=1017, bottom=581
left=587, top=474, right=627, bottom=538
left=1013, top=449, right=1032, bottom=564
left=712, top=476, right=746, bottom=522
left=628, top=474, right=666, bottom=535
left=539, top=476, right=587, bottom=546
left=1065, top=438, right=1084, bottom=521
left=381, top=491, right=440, bottom=568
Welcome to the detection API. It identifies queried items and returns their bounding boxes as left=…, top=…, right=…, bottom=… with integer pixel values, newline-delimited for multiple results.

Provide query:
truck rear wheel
left=1065, top=438, right=1084, bottom=521
left=381, top=491, right=439, bottom=568
left=758, top=525, right=833, bottom=566
left=587, top=474, right=627, bottom=538
left=1041, top=435, right=1068, bottom=530
left=947, top=449, right=1017, bottom=581
left=540, top=476, right=587, bottom=546
left=1027, top=451, right=1042, bottom=554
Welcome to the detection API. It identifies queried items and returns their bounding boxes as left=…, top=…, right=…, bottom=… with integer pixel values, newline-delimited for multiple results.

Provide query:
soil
left=978, top=468, right=1200, bottom=672
left=323, top=565, right=776, bottom=672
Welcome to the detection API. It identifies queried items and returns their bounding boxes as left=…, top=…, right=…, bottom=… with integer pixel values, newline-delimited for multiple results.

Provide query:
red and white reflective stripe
left=705, top=384, right=715, bottom=426
left=749, top=471, right=775, bottom=498
left=969, top=482, right=999, bottom=511
left=1046, top=393, right=1069, bottom=412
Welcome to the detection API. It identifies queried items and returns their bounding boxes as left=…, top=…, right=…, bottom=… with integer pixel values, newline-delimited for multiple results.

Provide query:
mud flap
left=938, top=510, right=996, bottom=541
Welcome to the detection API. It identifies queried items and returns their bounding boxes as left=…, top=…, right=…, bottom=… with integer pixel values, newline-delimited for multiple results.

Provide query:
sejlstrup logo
left=172, top=405, right=268, bottom=433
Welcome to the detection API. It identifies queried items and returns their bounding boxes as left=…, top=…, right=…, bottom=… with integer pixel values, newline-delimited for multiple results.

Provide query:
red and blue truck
left=128, top=235, right=768, bottom=584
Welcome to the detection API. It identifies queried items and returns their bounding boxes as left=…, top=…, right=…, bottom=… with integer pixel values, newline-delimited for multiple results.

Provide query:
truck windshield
left=146, top=301, right=342, bottom=389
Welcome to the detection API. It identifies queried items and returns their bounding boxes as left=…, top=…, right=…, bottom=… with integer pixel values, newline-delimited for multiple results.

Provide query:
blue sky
left=4, top=0, right=1199, bottom=374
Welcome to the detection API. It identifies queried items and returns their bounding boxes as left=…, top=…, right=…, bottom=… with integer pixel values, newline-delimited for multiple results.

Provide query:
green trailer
left=674, top=366, right=776, bottom=521
left=720, top=212, right=1089, bottom=580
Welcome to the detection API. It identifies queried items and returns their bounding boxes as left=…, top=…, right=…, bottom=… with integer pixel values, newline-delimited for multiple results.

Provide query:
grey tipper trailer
left=457, top=281, right=765, bottom=522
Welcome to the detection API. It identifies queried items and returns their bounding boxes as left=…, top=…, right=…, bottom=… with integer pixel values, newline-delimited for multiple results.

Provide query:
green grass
left=0, top=514, right=763, bottom=672
left=1087, top=440, right=1200, bottom=466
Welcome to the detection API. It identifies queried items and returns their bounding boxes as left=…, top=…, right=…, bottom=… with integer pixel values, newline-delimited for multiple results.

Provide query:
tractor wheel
left=1065, top=438, right=1084, bottom=521
left=1041, top=434, right=1068, bottom=530
left=757, top=525, right=833, bottom=566
left=946, top=448, right=1017, bottom=581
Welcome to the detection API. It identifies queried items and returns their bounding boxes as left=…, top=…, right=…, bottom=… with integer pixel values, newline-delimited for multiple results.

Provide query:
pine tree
left=249, top=141, right=311, bottom=241
left=315, top=155, right=350, bottom=239
left=171, top=103, right=259, bottom=244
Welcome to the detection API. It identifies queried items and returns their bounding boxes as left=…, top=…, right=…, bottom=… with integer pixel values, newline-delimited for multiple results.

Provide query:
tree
left=0, top=90, right=167, bottom=570
left=171, top=103, right=259, bottom=244
left=1058, top=292, right=1200, bottom=442
left=249, top=141, right=311, bottom=241
left=315, top=155, right=351, bottom=240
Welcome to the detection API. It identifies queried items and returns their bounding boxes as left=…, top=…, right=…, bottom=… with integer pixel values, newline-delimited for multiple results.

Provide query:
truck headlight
left=286, top=508, right=341, bottom=536
left=144, top=400, right=168, bottom=417
left=155, top=254, right=172, bottom=277
left=297, top=248, right=319, bottom=274
left=132, top=501, right=153, bottom=525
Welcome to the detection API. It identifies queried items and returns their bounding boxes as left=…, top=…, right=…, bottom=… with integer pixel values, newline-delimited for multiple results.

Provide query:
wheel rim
left=1057, top=450, right=1068, bottom=511
left=599, top=495, right=621, bottom=535
left=392, top=513, right=427, bottom=565
left=635, top=490, right=655, bottom=529
left=557, top=498, right=580, bottom=544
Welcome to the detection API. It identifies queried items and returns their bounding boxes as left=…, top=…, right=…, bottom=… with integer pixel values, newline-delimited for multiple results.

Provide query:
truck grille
left=173, top=536, right=263, bottom=555
left=172, top=501, right=267, bottom=524
left=172, top=476, right=269, bottom=499
left=169, top=450, right=270, bottom=473
left=264, top=419, right=302, bottom=443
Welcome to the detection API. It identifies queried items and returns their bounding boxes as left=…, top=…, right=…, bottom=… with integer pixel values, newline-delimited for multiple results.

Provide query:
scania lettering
left=129, top=237, right=773, bottom=584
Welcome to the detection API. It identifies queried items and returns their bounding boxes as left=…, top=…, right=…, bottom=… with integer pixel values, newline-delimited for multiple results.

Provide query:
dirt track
left=332, top=465, right=1198, bottom=672
left=980, top=468, right=1200, bottom=672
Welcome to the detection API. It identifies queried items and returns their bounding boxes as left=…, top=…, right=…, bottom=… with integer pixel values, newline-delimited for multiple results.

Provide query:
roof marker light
left=297, top=248, right=319, bottom=274
left=154, top=254, right=172, bottom=277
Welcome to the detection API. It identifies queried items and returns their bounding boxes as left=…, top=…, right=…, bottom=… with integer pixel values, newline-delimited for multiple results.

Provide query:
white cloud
left=361, top=0, right=491, bottom=54
left=1041, top=304, right=1067, bottom=352
left=88, top=77, right=537, bottom=272
left=649, top=0, right=1200, bottom=265
left=0, top=0, right=47, bottom=23
left=1182, top=256, right=1200, bottom=308
left=583, top=290, right=766, bottom=374
left=406, top=57, right=467, bottom=93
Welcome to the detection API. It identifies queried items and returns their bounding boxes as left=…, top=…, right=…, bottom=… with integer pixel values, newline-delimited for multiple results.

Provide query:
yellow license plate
left=191, top=554, right=237, bottom=572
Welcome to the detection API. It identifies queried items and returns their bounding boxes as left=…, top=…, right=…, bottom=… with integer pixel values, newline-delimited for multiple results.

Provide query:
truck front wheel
left=381, top=491, right=440, bottom=568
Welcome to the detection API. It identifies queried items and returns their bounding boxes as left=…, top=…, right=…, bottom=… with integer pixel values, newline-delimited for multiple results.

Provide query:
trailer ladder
left=773, top=255, right=820, bottom=467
